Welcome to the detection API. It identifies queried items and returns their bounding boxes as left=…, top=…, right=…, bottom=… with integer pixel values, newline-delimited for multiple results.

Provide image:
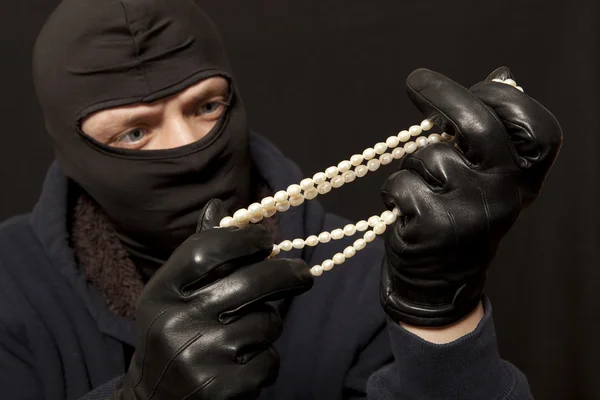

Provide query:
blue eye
left=200, top=101, right=222, bottom=114
left=119, top=128, right=146, bottom=144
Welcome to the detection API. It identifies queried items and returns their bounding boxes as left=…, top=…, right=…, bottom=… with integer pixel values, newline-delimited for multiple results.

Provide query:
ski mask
left=32, top=0, right=253, bottom=265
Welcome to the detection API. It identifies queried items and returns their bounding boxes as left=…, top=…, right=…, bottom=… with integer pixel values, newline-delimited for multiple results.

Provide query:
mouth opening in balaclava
left=32, top=0, right=253, bottom=267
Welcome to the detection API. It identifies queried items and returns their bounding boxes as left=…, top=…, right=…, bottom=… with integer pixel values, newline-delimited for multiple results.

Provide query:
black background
left=1, top=0, right=599, bottom=398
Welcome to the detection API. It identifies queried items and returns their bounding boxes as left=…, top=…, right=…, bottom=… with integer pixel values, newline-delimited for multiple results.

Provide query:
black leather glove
left=380, top=67, right=562, bottom=327
left=112, top=199, right=314, bottom=400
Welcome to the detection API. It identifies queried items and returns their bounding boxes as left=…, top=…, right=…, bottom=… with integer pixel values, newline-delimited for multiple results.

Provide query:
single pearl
left=416, top=136, right=428, bottom=148
left=311, top=266, right=324, bottom=276
left=263, top=207, right=277, bottom=218
left=292, top=238, right=305, bottom=249
left=304, top=187, right=319, bottom=200
left=373, top=221, right=386, bottom=235
left=331, top=176, right=344, bottom=188
left=276, top=200, right=290, bottom=212
left=380, top=210, right=397, bottom=225
left=343, top=246, right=356, bottom=258
left=289, top=194, right=304, bottom=207
left=392, top=147, right=405, bottom=160
left=305, top=235, right=319, bottom=246
left=331, top=229, right=344, bottom=240
left=279, top=240, right=293, bottom=251
left=428, top=133, right=441, bottom=144
left=367, top=159, right=381, bottom=172
left=492, top=78, right=504, bottom=83
left=318, top=232, right=331, bottom=243
left=504, top=78, right=517, bottom=87
left=250, top=214, right=263, bottom=223
left=441, top=132, right=453, bottom=142
left=338, top=160, right=352, bottom=173
left=356, top=220, right=369, bottom=231
left=386, top=135, right=400, bottom=149
left=393, top=207, right=402, bottom=217
left=333, top=253, right=346, bottom=265
left=380, top=153, right=393, bottom=165
left=261, top=196, right=276, bottom=209
left=325, top=166, right=339, bottom=179
left=343, top=224, right=357, bottom=236
left=270, top=245, right=280, bottom=257
left=364, top=230, right=376, bottom=242
left=287, top=184, right=302, bottom=196
left=420, top=119, right=434, bottom=131
left=516, top=86, right=524, bottom=92
left=300, top=178, right=314, bottom=191
left=368, top=215, right=380, bottom=227
left=248, top=203, right=264, bottom=218
left=404, top=142, right=418, bottom=154
left=409, top=125, right=423, bottom=136
left=317, top=182, right=332, bottom=194
left=342, top=170, right=356, bottom=183
left=274, top=190, right=288, bottom=203
left=374, top=142, right=387, bottom=155
left=355, top=165, right=368, bottom=178
left=322, top=259, right=335, bottom=271
left=233, top=208, right=250, bottom=225
left=350, top=154, right=364, bottom=166
left=313, top=172, right=327, bottom=184
left=219, top=216, right=234, bottom=228
left=363, top=148, right=376, bottom=160
left=353, top=238, right=367, bottom=250
left=398, top=130, right=411, bottom=142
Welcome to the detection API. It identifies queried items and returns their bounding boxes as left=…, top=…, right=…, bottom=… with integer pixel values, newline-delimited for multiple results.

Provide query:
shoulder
left=0, top=214, right=45, bottom=268
left=0, top=215, right=44, bottom=334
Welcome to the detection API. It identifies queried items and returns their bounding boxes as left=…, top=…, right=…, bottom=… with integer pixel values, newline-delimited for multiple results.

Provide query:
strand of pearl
left=218, top=78, right=522, bottom=276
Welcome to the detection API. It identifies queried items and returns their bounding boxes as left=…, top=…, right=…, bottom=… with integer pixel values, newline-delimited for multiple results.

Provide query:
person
left=0, top=0, right=562, bottom=398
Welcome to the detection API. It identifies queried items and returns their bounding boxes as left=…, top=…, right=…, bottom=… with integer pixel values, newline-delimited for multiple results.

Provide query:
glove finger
left=469, top=81, right=563, bottom=190
left=199, top=258, right=314, bottom=316
left=197, top=198, right=229, bottom=232
left=224, top=305, right=283, bottom=363
left=197, top=347, right=280, bottom=399
left=396, top=142, right=468, bottom=191
left=163, top=327, right=280, bottom=399
left=406, top=68, right=514, bottom=169
left=381, top=169, right=439, bottom=245
left=215, top=347, right=281, bottom=398
left=148, top=224, right=273, bottom=296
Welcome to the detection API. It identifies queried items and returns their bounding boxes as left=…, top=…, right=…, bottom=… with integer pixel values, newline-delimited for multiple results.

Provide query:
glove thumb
left=483, top=66, right=514, bottom=82
left=196, top=198, right=229, bottom=233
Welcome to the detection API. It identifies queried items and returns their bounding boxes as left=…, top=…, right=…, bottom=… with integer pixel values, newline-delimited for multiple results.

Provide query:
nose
left=161, top=115, right=199, bottom=149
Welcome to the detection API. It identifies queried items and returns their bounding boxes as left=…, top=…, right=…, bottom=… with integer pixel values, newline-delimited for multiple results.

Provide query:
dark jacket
left=0, top=133, right=532, bottom=399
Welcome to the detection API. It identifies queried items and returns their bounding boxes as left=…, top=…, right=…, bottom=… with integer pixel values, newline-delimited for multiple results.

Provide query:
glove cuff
left=380, top=262, right=485, bottom=327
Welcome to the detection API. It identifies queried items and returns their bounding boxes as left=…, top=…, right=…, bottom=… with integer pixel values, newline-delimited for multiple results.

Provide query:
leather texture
left=113, top=199, right=314, bottom=400
left=380, top=67, right=563, bottom=327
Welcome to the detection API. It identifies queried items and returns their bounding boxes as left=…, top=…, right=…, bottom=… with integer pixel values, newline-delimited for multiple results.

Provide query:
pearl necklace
left=219, top=78, right=522, bottom=276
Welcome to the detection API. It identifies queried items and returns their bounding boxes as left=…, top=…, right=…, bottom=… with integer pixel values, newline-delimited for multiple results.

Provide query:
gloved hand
left=112, top=199, right=314, bottom=400
left=380, top=67, right=562, bottom=327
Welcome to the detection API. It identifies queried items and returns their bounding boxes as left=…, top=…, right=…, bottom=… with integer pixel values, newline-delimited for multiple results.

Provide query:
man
left=0, top=0, right=562, bottom=398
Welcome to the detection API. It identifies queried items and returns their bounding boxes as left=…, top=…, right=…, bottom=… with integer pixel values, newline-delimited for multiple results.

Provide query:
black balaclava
left=32, top=0, right=253, bottom=266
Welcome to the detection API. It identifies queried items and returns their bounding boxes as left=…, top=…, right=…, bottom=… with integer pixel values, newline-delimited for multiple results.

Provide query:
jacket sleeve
left=0, top=335, right=43, bottom=400
left=365, top=296, right=533, bottom=400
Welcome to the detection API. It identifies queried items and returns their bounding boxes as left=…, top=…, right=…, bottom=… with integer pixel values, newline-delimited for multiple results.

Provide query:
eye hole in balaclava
left=78, top=76, right=233, bottom=151
left=32, top=0, right=253, bottom=267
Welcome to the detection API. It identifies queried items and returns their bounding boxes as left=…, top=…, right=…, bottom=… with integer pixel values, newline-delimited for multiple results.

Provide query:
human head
left=32, top=0, right=253, bottom=264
